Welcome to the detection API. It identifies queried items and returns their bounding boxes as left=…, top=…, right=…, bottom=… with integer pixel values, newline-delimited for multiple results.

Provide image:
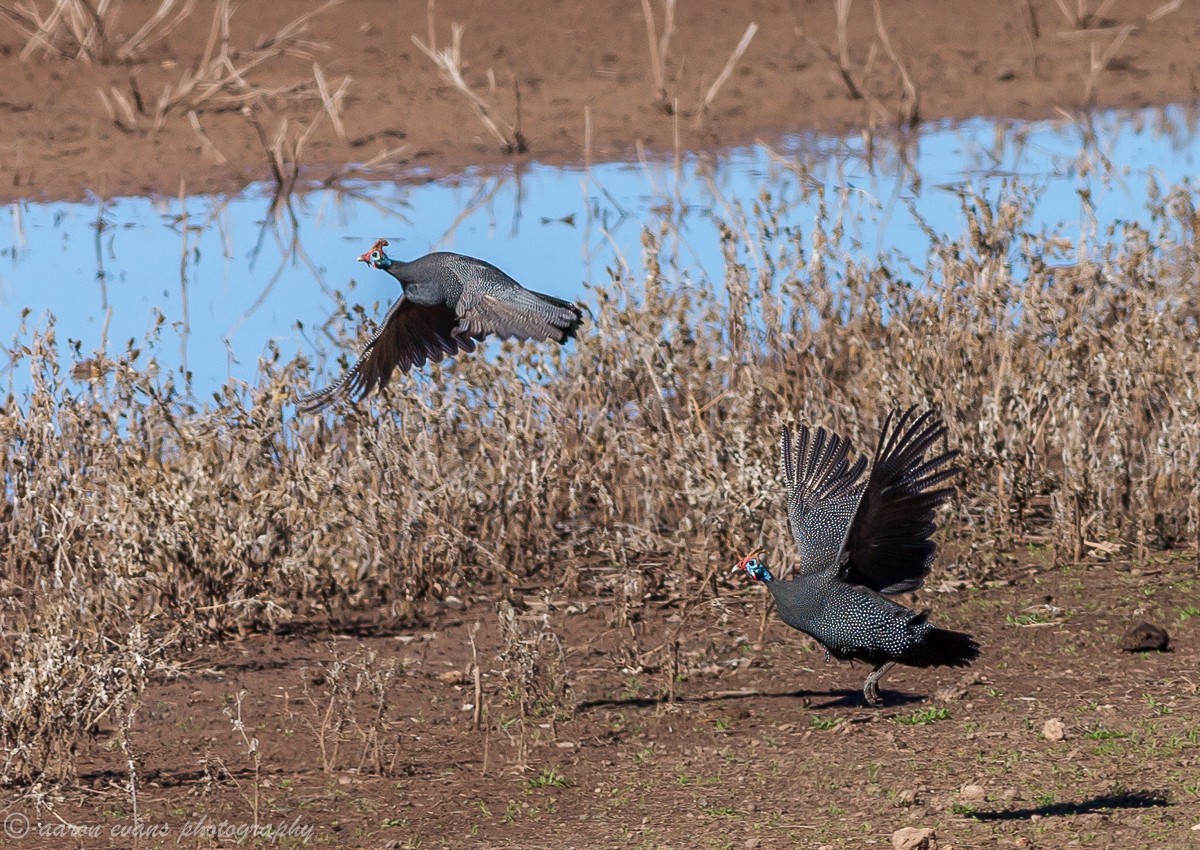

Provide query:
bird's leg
left=862, top=661, right=896, bottom=707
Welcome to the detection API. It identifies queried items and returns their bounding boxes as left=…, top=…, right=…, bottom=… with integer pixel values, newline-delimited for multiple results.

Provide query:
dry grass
left=636, top=0, right=756, bottom=124
left=1051, top=0, right=1118, bottom=29
left=797, top=0, right=875, bottom=103
left=638, top=0, right=676, bottom=107
left=694, top=22, right=759, bottom=128
left=1050, top=0, right=1187, bottom=106
left=1, top=0, right=194, bottom=62
left=242, top=105, right=326, bottom=212
left=98, top=0, right=343, bottom=135
left=797, top=0, right=921, bottom=130
left=871, top=0, right=919, bottom=128
left=411, top=4, right=526, bottom=154
left=3, top=178, right=1200, bottom=784
left=1080, top=25, right=1134, bottom=104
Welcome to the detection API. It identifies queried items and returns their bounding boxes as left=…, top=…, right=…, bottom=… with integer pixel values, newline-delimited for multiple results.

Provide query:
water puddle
left=2, top=105, right=1198, bottom=398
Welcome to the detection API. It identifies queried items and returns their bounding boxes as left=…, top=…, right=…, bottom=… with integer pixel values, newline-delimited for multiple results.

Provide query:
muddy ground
left=2, top=0, right=1199, bottom=202
left=6, top=551, right=1199, bottom=849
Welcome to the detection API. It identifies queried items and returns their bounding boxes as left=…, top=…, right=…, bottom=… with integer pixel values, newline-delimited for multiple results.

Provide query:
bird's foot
left=862, top=661, right=894, bottom=708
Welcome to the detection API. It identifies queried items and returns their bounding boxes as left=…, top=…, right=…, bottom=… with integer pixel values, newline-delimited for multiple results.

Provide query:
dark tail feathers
left=921, top=627, right=980, bottom=668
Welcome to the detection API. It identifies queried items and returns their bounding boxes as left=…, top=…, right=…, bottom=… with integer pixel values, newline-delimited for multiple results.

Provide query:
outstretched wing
left=780, top=422, right=868, bottom=576
left=299, top=296, right=478, bottom=412
left=839, top=407, right=961, bottom=594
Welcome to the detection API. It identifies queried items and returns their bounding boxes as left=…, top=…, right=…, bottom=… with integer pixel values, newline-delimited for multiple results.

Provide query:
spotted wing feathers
left=780, top=422, right=868, bottom=576
left=839, top=407, right=960, bottom=594
left=456, top=285, right=584, bottom=343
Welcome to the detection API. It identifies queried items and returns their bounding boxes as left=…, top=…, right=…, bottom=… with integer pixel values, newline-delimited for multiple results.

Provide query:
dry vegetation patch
left=0, top=180, right=1198, bottom=801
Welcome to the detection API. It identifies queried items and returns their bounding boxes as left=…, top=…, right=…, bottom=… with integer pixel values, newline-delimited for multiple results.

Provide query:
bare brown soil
left=2, top=0, right=1199, bottom=202
left=3, top=553, right=1196, bottom=849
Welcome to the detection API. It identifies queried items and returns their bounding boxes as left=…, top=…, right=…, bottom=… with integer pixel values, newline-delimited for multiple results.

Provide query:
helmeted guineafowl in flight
left=733, top=407, right=979, bottom=706
left=300, top=239, right=584, bottom=411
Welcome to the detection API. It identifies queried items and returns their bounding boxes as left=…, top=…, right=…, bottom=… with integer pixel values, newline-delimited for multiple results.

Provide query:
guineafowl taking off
left=733, top=407, right=979, bottom=706
left=300, top=240, right=584, bottom=411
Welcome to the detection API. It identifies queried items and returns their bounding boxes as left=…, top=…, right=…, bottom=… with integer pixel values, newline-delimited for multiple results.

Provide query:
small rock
left=744, top=839, right=761, bottom=849
left=1121, top=622, right=1169, bottom=652
left=996, top=67, right=1016, bottom=81
left=894, top=789, right=918, bottom=807
left=337, top=775, right=352, bottom=785
left=892, top=826, right=938, bottom=850
left=1042, top=718, right=1066, bottom=741
left=960, top=784, right=986, bottom=803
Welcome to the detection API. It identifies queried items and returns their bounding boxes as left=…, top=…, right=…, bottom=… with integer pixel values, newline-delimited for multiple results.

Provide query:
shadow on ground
left=969, top=790, right=1170, bottom=821
left=578, top=687, right=926, bottom=711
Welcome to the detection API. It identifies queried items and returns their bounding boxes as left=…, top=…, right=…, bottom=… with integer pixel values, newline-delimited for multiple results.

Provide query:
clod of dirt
left=1120, top=622, right=1170, bottom=652
left=892, top=826, right=938, bottom=850
left=959, top=784, right=986, bottom=803
left=936, top=671, right=983, bottom=702
left=437, top=669, right=466, bottom=684
left=1042, top=718, right=1066, bottom=741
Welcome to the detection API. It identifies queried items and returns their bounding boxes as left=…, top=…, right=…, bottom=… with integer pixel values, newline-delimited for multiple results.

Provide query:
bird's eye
left=747, top=559, right=758, bottom=568
left=371, top=250, right=381, bottom=261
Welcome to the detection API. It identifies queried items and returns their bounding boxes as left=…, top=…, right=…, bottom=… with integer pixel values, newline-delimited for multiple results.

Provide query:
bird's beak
left=357, top=250, right=372, bottom=265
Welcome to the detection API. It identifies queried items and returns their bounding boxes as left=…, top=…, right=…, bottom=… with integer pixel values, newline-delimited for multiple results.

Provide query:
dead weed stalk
left=695, top=22, right=759, bottom=128
left=2, top=0, right=195, bottom=63
left=97, top=0, right=343, bottom=134
left=496, top=600, right=572, bottom=770
left=411, top=10, right=526, bottom=154
left=302, top=648, right=404, bottom=776
left=638, top=0, right=676, bottom=107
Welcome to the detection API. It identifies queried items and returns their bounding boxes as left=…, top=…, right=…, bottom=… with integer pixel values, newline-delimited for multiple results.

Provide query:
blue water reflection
left=1, top=105, right=1197, bottom=398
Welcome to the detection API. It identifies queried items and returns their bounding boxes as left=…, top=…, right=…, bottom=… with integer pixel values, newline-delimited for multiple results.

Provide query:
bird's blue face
left=358, top=239, right=392, bottom=269
left=734, top=550, right=772, bottom=582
